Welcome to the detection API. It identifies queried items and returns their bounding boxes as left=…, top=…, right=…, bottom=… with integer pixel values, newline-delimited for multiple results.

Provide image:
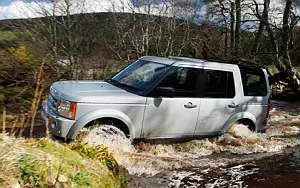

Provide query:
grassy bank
left=268, top=65, right=300, bottom=74
left=0, top=135, right=126, bottom=187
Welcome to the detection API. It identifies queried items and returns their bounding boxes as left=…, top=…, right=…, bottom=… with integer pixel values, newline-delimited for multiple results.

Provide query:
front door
left=142, top=66, right=202, bottom=138
left=194, top=68, right=243, bottom=135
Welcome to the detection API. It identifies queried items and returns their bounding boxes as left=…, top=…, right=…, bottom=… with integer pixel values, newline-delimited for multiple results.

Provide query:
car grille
left=48, top=93, right=60, bottom=114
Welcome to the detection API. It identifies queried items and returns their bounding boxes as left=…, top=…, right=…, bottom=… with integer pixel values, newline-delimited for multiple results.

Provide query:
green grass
left=0, top=31, right=20, bottom=48
left=0, top=31, right=18, bottom=41
left=0, top=135, right=126, bottom=187
left=268, top=65, right=300, bottom=74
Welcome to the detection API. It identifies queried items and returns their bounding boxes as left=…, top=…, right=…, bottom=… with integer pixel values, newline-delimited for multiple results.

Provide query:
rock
left=58, top=174, right=68, bottom=183
left=12, top=183, right=21, bottom=188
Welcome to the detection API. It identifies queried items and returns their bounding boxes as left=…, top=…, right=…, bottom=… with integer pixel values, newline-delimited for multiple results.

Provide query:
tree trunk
left=65, top=0, right=74, bottom=79
left=230, top=2, right=235, bottom=53
left=282, top=0, right=300, bottom=89
left=219, top=0, right=228, bottom=57
left=251, top=23, right=264, bottom=55
left=251, top=0, right=270, bottom=54
left=52, top=0, right=57, bottom=61
left=253, top=0, right=285, bottom=72
left=224, top=27, right=228, bottom=57
left=235, top=0, right=241, bottom=57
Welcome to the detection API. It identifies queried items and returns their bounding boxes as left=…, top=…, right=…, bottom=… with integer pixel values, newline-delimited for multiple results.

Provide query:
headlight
left=57, top=100, right=77, bottom=120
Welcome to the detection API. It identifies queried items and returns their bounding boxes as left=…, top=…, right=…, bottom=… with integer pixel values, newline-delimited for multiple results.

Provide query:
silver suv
left=42, top=56, right=270, bottom=141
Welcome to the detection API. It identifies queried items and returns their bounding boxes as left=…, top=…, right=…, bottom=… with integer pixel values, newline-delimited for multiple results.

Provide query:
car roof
left=140, top=56, right=240, bottom=69
left=140, top=56, right=176, bottom=65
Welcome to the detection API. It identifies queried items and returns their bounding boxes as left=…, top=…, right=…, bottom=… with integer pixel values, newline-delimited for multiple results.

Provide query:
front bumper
left=41, top=100, right=75, bottom=138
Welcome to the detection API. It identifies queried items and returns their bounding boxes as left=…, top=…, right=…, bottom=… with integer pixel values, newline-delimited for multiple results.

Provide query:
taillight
left=266, top=96, right=271, bottom=118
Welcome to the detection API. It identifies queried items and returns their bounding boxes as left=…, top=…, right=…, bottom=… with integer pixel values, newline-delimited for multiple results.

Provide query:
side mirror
left=153, top=87, right=174, bottom=98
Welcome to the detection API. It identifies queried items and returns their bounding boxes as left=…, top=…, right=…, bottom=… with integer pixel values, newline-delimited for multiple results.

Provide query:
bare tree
left=6, top=0, right=99, bottom=79
left=281, top=0, right=299, bottom=88
left=203, top=0, right=300, bottom=89
left=230, top=1, right=235, bottom=53
left=234, top=0, right=241, bottom=57
left=204, top=0, right=239, bottom=57
left=251, top=0, right=268, bottom=54
left=251, top=0, right=300, bottom=88
left=107, top=0, right=201, bottom=61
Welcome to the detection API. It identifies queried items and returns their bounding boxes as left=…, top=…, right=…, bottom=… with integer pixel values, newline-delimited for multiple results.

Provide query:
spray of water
left=77, top=106, right=300, bottom=176
left=79, top=125, right=135, bottom=152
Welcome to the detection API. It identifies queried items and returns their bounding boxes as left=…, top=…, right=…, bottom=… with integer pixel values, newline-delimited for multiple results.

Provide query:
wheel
left=237, top=119, right=256, bottom=132
left=77, top=119, right=133, bottom=151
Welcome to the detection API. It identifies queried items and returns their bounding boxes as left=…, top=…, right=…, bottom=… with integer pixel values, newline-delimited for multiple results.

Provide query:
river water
left=79, top=100, right=300, bottom=187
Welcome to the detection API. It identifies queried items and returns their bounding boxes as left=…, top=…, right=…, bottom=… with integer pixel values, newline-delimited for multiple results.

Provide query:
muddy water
left=79, top=100, right=300, bottom=187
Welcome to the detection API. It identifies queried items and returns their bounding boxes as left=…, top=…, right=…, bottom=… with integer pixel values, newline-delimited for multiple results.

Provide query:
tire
left=237, top=119, right=256, bottom=132
left=77, top=119, right=130, bottom=148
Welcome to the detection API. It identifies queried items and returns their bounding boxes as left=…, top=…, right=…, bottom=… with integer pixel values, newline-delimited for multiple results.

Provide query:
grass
left=0, top=135, right=127, bottom=187
left=0, top=31, right=19, bottom=48
left=268, top=65, right=300, bottom=74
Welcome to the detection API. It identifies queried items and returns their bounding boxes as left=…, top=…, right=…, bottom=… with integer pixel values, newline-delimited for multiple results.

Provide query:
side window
left=240, top=68, right=267, bottom=96
left=160, top=67, right=200, bottom=98
left=204, top=70, right=235, bottom=98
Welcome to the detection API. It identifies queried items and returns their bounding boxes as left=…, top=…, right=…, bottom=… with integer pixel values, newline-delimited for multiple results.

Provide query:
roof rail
left=169, top=56, right=264, bottom=69
left=168, top=56, right=206, bottom=64
left=207, top=58, right=264, bottom=69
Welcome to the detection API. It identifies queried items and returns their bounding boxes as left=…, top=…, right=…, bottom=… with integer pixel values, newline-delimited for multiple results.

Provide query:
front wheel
left=77, top=120, right=134, bottom=152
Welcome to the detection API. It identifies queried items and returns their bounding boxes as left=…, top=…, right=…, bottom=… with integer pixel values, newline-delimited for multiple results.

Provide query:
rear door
left=240, top=67, right=270, bottom=131
left=194, top=67, right=243, bottom=135
left=142, top=66, right=202, bottom=138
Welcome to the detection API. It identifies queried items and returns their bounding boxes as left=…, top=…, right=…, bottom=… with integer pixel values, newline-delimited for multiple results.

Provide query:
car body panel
left=142, top=97, right=200, bottom=138
left=194, top=66, right=244, bottom=135
left=51, top=81, right=145, bottom=104
left=241, top=69, right=270, bottom=131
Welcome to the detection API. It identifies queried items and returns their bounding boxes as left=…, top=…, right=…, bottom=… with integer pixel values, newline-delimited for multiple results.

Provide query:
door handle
left=184, top=102, right=197, bottom=108
left=228, top=102, right=239, bottom=108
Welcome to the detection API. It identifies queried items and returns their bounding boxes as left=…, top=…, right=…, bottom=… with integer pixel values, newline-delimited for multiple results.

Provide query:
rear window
left=240, top=67, right=267, bottom=96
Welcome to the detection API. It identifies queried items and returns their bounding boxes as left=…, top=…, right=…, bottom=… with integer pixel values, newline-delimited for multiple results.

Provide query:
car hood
left=51, top=80, right=145, bottom=103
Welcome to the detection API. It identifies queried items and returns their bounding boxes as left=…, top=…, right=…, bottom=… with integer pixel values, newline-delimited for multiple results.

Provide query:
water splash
left=78, top=125, right=135, bottom=153
left=203, top=164, right=259, bottom=188
left=77, top=105, right=300, bottom=176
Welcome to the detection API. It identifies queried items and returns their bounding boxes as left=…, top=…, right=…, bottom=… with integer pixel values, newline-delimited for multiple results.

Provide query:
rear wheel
left=237, top=119, right=256, bottom=132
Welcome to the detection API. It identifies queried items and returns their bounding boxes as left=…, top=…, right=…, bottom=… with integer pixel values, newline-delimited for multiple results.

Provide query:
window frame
left=239, top=67, right=268, bottom=97
left=148, top=65, right=203, bottom=98
left=200, top=68, right=236, bottom=99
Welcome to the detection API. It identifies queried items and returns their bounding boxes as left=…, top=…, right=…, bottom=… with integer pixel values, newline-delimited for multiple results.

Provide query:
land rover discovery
left=42, top=56, right=270, bottom=141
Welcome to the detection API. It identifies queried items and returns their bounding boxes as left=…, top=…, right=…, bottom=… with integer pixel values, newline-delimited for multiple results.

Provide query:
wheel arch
left=222, top=112, right=257, bottom=131
left=85, top=117, right=130, bottom=137
left=66, top=109, right=135, bottom=139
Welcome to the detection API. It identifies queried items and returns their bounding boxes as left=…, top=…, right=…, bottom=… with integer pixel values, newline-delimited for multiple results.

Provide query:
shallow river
left=80, top=100, right=300, bottom=187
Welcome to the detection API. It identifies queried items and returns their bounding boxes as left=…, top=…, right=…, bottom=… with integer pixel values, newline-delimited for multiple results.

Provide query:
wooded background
left=1, top=0, right=300, bottom=114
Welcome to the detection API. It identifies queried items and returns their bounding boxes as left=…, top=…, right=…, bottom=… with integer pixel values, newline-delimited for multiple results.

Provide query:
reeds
left=1, top=54, right=50, bottom=138
left=9, top=115, right=18, bottom=135
left=18, top=113, right=26, bottom=137
left=2, top=108, right=5, bottom=134
left=29, top=55, right=47, bottom=137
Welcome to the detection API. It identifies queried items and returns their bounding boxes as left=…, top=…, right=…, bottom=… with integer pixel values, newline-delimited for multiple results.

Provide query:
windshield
left=109, top=60, right=170, bottom=93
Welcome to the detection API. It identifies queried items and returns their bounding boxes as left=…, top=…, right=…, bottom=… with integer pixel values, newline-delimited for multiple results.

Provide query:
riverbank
left=0, top=135, right=126, bottom=187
